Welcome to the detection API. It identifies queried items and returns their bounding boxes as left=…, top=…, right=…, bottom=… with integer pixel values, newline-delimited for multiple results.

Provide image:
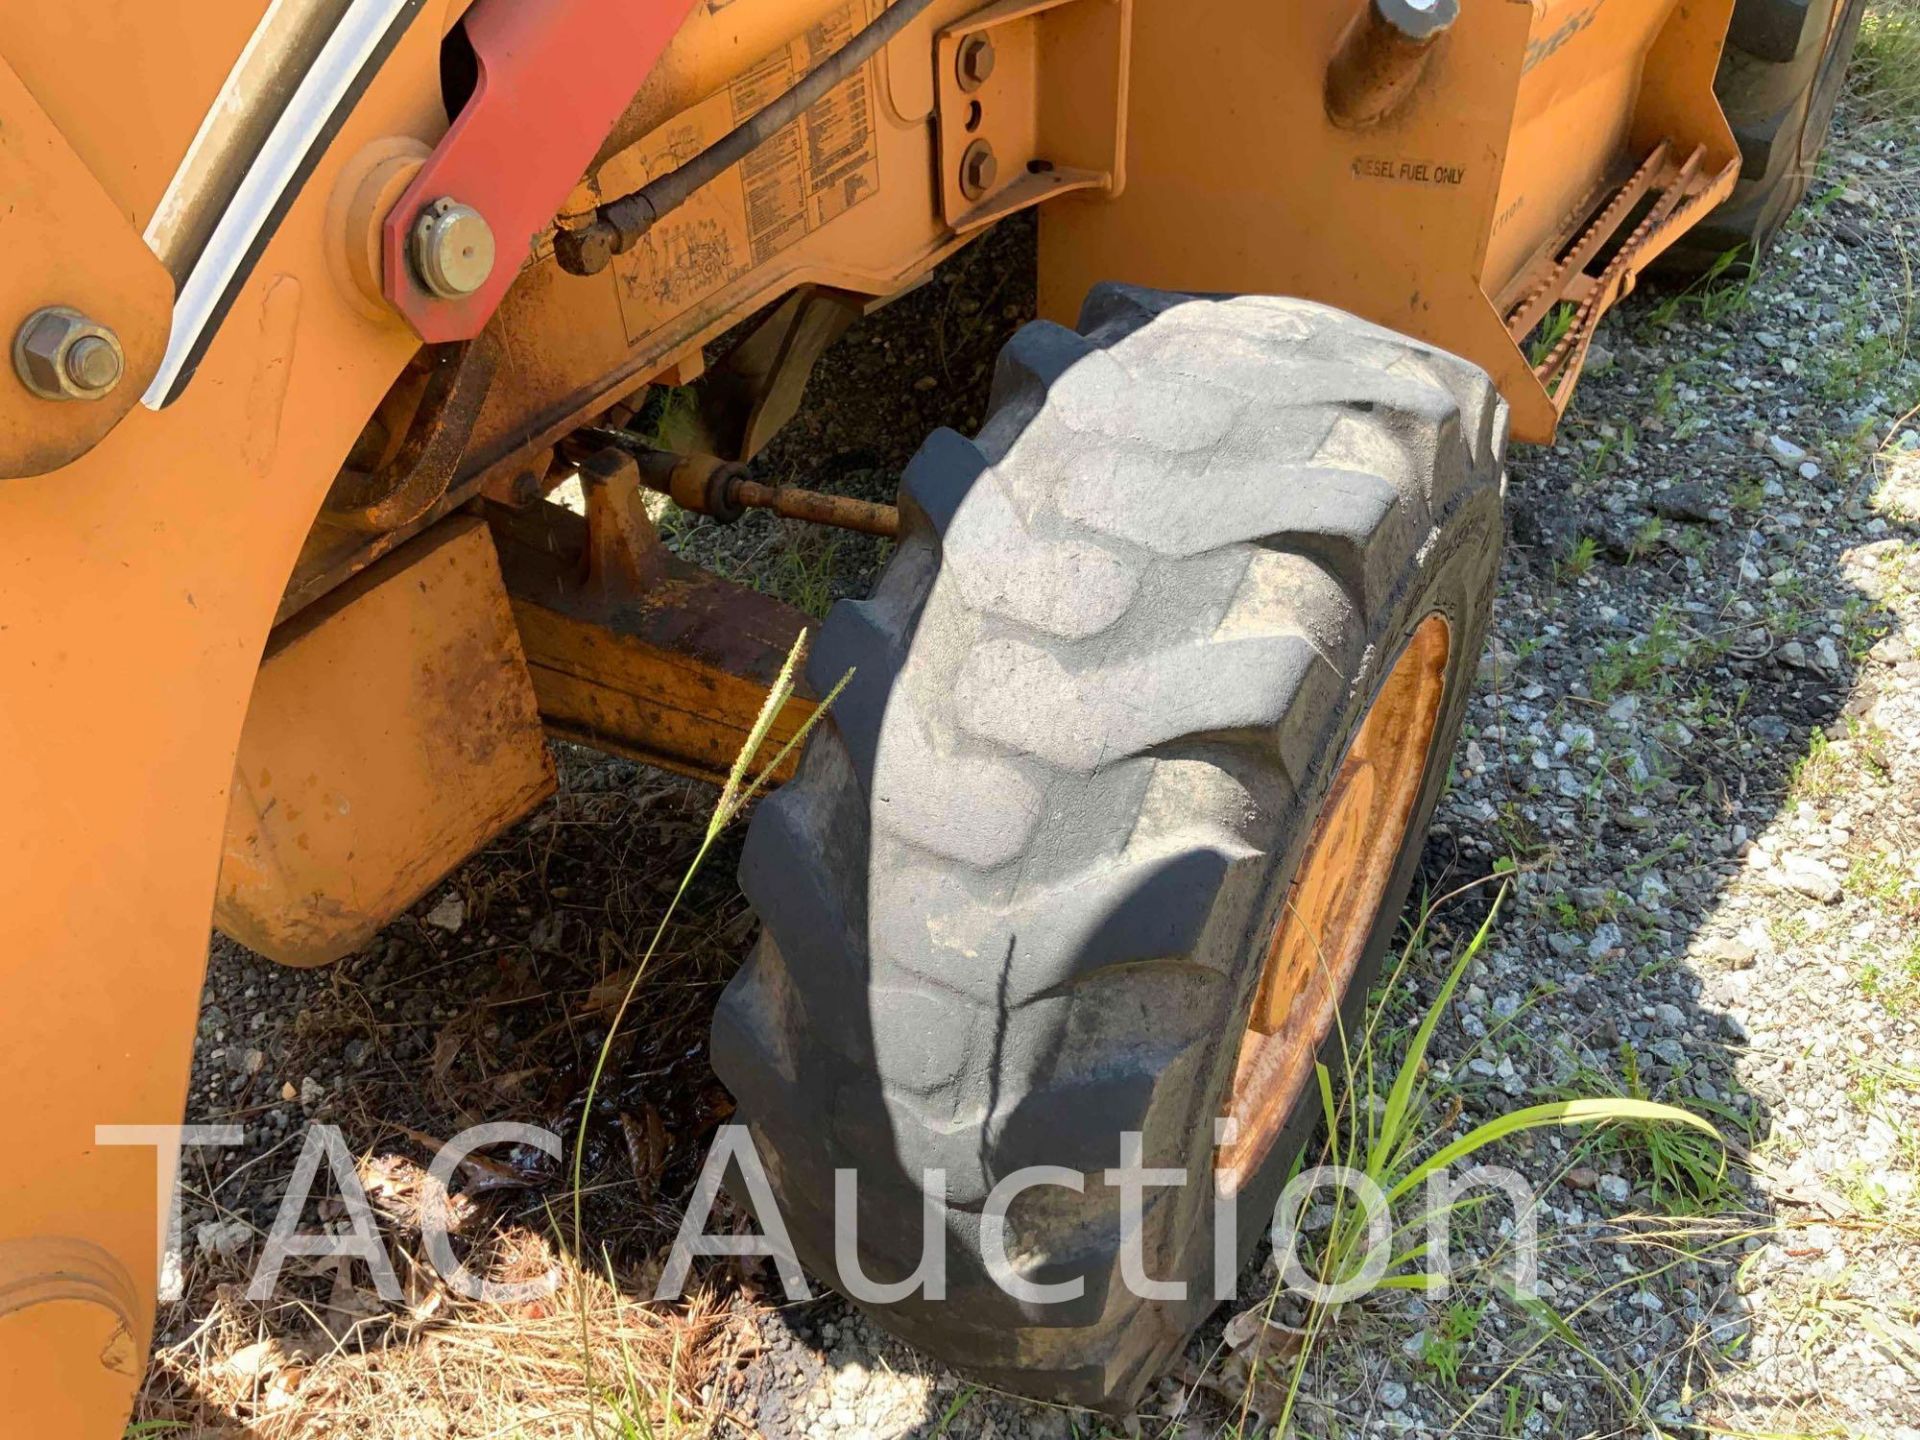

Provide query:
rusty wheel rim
left=1217, top=613, right=1452, bottom=1193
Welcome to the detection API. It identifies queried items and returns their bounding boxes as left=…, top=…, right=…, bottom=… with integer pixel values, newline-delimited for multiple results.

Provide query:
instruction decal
left=608, top=0, right=882, bottom=344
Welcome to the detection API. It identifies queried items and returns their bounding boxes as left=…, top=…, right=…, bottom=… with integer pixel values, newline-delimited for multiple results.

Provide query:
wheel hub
left=1218, top=612, right=1451, bottom=1193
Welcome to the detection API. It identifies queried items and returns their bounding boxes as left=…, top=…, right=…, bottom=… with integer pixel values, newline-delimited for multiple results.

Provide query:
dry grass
left=137, top=1207, right=754, bottom=1438
left=138, top=751, right=777, bottom=1437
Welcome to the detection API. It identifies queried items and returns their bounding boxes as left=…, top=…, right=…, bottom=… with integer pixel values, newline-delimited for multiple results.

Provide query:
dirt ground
left=140, top=28, right=1920, bottom=1440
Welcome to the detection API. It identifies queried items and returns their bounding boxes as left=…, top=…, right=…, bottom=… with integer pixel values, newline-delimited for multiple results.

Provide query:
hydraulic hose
left=555, top=0, right=941, bottom=276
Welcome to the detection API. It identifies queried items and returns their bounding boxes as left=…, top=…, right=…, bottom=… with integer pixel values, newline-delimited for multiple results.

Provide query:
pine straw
left=135, top=1190, right=758, bottom=1438
left=141, top=749, right=777, bottom=1437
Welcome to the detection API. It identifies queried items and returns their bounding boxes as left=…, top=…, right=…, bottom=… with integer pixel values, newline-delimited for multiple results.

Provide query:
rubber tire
left=1663, top=0, right=1866, bottom=275
left=711, top=285, right=1507, bottom=1410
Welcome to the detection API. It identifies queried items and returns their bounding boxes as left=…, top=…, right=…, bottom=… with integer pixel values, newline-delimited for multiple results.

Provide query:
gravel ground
left=142, top=73, right=1920, bottom=1440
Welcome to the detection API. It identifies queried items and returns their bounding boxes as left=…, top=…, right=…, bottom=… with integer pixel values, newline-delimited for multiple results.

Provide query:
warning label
left=609, top=0, right=881, bottom=344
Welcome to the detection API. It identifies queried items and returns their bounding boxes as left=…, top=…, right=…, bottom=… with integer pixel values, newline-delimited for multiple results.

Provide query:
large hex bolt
left=955, top=33, right=996, bottom=91
left=958, top=139, right=998, bottom=202
left=409, top=196, right=496, bottom=299
left=12, top=307, right=125, bottom=401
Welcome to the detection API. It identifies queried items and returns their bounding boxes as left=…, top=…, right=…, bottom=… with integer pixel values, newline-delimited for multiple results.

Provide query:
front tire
left=712, top=285, right=1506, bottom=1408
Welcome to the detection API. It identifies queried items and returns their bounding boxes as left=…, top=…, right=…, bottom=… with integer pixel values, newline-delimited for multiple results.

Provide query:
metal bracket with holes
left=933, top=0, right=1132, bottom=232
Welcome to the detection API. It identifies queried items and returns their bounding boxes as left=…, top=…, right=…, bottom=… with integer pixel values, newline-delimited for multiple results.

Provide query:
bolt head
left=410, top=197, right=496, bottom=299
left=13, top=307, right=124, bottom=401
left=65, top=335, right=124, bottom=392
left=959, top=140, right=998, bottom=201
left=956, top=33, right=996, bottom=91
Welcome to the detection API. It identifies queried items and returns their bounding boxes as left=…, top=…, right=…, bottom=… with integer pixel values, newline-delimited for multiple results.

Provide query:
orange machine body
left=1039, top=0, right=1740, bottom=442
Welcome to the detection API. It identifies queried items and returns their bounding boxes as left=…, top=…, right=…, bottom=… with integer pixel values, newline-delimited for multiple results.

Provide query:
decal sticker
left=609, top=0, right=882, bottom=343
left=1352, top=156, right=1468, bottom=186
left=1522, top=0, right=1605, bottom=75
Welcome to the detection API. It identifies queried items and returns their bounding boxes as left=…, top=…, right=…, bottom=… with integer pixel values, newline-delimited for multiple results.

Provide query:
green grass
left=1573, top=423, right=1637, bottom=487
left=1632, top=516, right=1666, bottom=560
left=1810, top=279, right=1908, bottom=405
left=1666, top=524, right=1709, bottom=559
left=1786, top=717, right=1894, bottom=803
left=1644, top=247, right=1753, bottom=331
left=689, top=523, right=849, bottom=618
left=596, top=1324, right=686, bottom=1439
left=1876, top=447, right=1920, bottom=523
left=1844, top=847, right=1919, bottom=912
left=1855, top=2, right=1920, bottom=121
left=1493, top=801, right=1554, bottom=868
left=1541, top=887, right=1629, bottom=940
left=1500, top=1382, right=1538, bottom=1439
left=1695, top=253, right=1759, bottom=324
left=623, top=385, right=703, bottom=451
left=1557, top=533, right=1599, bottom=581
left=1650, top=366, right=1677, bottom=424
left=928, top=1385, right=980, bottom=1437
left=1419, top=1298, right=1487, bottom=1389
left=1611, top=1042, right=1743, bottom=1211
left=761, top=532, right=843, bottom=617
left=1234, top=884, right=1724, bottom=1436
left=1789, top=728, right=1849, bottom=801
left=1729, top=473, right=1769, bottom=514
left=1860, top=938, right=1920, bottom=1015
left=1527, top=303, right=1578, bottom=368
left=1841, top=597, right=1893, bottom=661
left=1844, top=1055, right=1920, bottom=1176
left=1591, top=610, right=1690, bottom=701
left=1547, top=1043, right=1743, bottom=1214
left=1641, top=344, right=1733, bottom=439
left=1768, top=910, right=1816, bottom=952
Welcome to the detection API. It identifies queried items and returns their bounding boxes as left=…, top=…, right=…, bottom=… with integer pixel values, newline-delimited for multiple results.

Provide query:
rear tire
left=1664, top=0, right=1866, bottom=275
left=711, top=285, right=1506, bottom=1409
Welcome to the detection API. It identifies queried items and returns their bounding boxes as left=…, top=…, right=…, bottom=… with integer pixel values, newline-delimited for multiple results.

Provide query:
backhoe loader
left=0, top=0, right=1862, bottom=1426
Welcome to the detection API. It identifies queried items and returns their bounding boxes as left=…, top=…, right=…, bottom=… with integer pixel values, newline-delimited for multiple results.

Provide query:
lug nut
left=409, top=196, right=496, bottom=299
left=959, top=139, right=998, bottom=202
left=956, top=33, right=996, bottom=91
left=12, top=306, right=124, bottom=401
